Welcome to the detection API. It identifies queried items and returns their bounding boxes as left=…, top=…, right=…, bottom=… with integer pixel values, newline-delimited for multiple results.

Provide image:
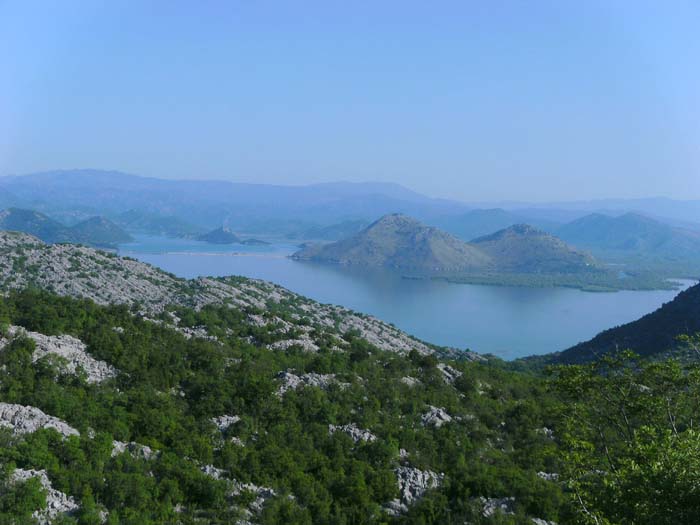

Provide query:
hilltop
left=0, top=208, right=131, bottom=248
left=292, top=214, right=492, bottom=273
left=197, top=226, right=242, bottom=244
left=471, top=224, right=597, bottom=273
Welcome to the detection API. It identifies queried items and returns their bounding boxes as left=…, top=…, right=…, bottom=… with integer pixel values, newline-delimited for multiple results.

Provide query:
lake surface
left=119, top=235, right=694, bottom=360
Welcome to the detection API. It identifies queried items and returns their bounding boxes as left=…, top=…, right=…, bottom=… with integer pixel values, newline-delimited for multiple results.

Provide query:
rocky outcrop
left=111, top=441, right=157, bottom=460
left=276, top=371, right=349, bottom=396
left=1, top=326, right=116, bottom=383
left=199, top=464, right=278, bottom=515
left=0, top=403, right=79, bottom=437
left=328, top=423, right=376, bottom=443
left=268, top=337, right=320, bottom=353
left=421, top=406, right=453, bottom=428
left=400, top=376, right=420, bottom=387
left=437, top=363, right=462, bottom=384
left=480, top=496, right=516, bottom=517
left=391, top=466, right=443, bottom=511
left=211, top=414, right=241, bottom=432
left=10, top=468, right=79, bottom=524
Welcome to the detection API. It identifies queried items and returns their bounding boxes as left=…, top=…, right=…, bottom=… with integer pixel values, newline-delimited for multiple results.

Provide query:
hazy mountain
left=293, top=214, right=598, bottom=277
left=547, top=282, right=700, bottom=364
left=0, top=208, right=68, bottom=243
left=114, top=209, right=204, bottom=238
left=437, top=208, right=561, bottom=242
left=293, top=214, right=492, bottom=272
left=294, top=219, right=370, bottom=241
left=557, top=212, right=700, bottom=259
left=0, top=170, right=470, bottom=232
left=196, top=227, right=241, bottom=244
left=0, top=208, right=131, bottom=248
left=68, top=216, right=133, bottom=247
left=471, top=224, right=597, bottom=273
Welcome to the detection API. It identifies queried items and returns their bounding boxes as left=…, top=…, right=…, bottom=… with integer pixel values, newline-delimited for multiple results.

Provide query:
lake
left=119, top=235, right=694, bottom=360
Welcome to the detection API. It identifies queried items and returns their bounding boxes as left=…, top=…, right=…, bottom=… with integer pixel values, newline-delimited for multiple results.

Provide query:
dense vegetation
left=0, top=289, right=698, bottom=523
left=0, top=290, right=563, bottom=524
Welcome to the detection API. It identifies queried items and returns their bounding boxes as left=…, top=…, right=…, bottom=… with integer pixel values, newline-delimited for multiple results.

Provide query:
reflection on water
left=119, top=235, right=693, bottom=359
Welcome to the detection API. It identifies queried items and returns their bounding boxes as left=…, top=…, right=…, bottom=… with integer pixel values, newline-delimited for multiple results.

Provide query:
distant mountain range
left=2, top=170, right=700, bottom=278
left=0, top=169, right=468, bottom=234
left=293, top=214, right=597, bottom=276
left=0, top=208, right=132, bottom=248
left=557, top=212, right=700, bottom=259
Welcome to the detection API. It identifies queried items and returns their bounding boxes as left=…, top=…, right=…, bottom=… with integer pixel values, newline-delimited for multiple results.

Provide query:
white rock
left=276, top=370, right=349, bottom=396
left=328, top=423, right=376, bottom=443
left=268, top=337, right=320, bottom=353
left=400, top=376, right=420, bottom=387
left=211, top=414, right=240, bottom=432
left=437, top=363, right=462, bottom=384
left=537, top=471, right=559, bottom=481
left=421, top=406, right=453, bottom=428
left=10, top=468, right=79, bottom=524
left=0, top=403, right=79, bottom=438
left=201, top=464, right=227, bottom=480
left=480, top=496, right=516, bottom=517
left=394, top=466, right=443, bottom=505
left=111, top=440, right=157, bottom=460
left=1, top=326, right=116, bottom=384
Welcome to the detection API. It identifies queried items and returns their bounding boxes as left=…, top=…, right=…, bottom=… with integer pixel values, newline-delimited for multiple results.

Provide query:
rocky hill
left=292, top=214, right=493, bottom=273
left=471, top=224, right=598, bottom=273
left=437, top=208, right=560, bottom=242
left=197, top=226, right=242, bottom=244
left=0, top=208, right=131, bottom=248
left=294, top=214, right=599, bottom=277
left=67, top=216, right=133, bottom=247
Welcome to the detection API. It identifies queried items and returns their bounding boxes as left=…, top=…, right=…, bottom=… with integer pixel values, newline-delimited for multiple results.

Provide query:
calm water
left=119, top=235, right=694, bottom=360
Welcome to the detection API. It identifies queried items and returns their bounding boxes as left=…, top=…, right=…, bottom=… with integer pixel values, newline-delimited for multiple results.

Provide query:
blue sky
left=1, top=0, right=698, bottom=201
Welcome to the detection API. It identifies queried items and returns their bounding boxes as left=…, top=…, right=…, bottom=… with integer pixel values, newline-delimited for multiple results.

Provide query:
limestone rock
left=480, top=496, right=516, bottom=517
left=394, top=466, right=443, bottom=505
left=276, top=370, right=349, bottom=396
left=437, top=363, right=462, bottom=384
left=211, top=414, right=240, bottom=432
left=328, top=423, right=376, bottom=443
left=421, top=406, right=453, bottom=428
left=0, top=403, right=79, bottom=438
left=10, top=468, right=79, bottom=524
left=111, top=440, right=157, bottom=460
left=1, top=326, right=116, bottom=384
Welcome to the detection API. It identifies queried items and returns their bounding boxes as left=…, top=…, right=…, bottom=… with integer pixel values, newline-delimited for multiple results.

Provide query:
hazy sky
left=1, top=1, right=698, bottom=201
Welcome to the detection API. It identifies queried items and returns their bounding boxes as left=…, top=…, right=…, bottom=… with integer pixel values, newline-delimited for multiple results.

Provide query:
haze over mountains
left=0, top=208, right=131, bottom=248
left=294, top=214, right=597, bottom=278
left=3, top=169, right=700, bottom=236
left=2, top=169, right=700, bottom=279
